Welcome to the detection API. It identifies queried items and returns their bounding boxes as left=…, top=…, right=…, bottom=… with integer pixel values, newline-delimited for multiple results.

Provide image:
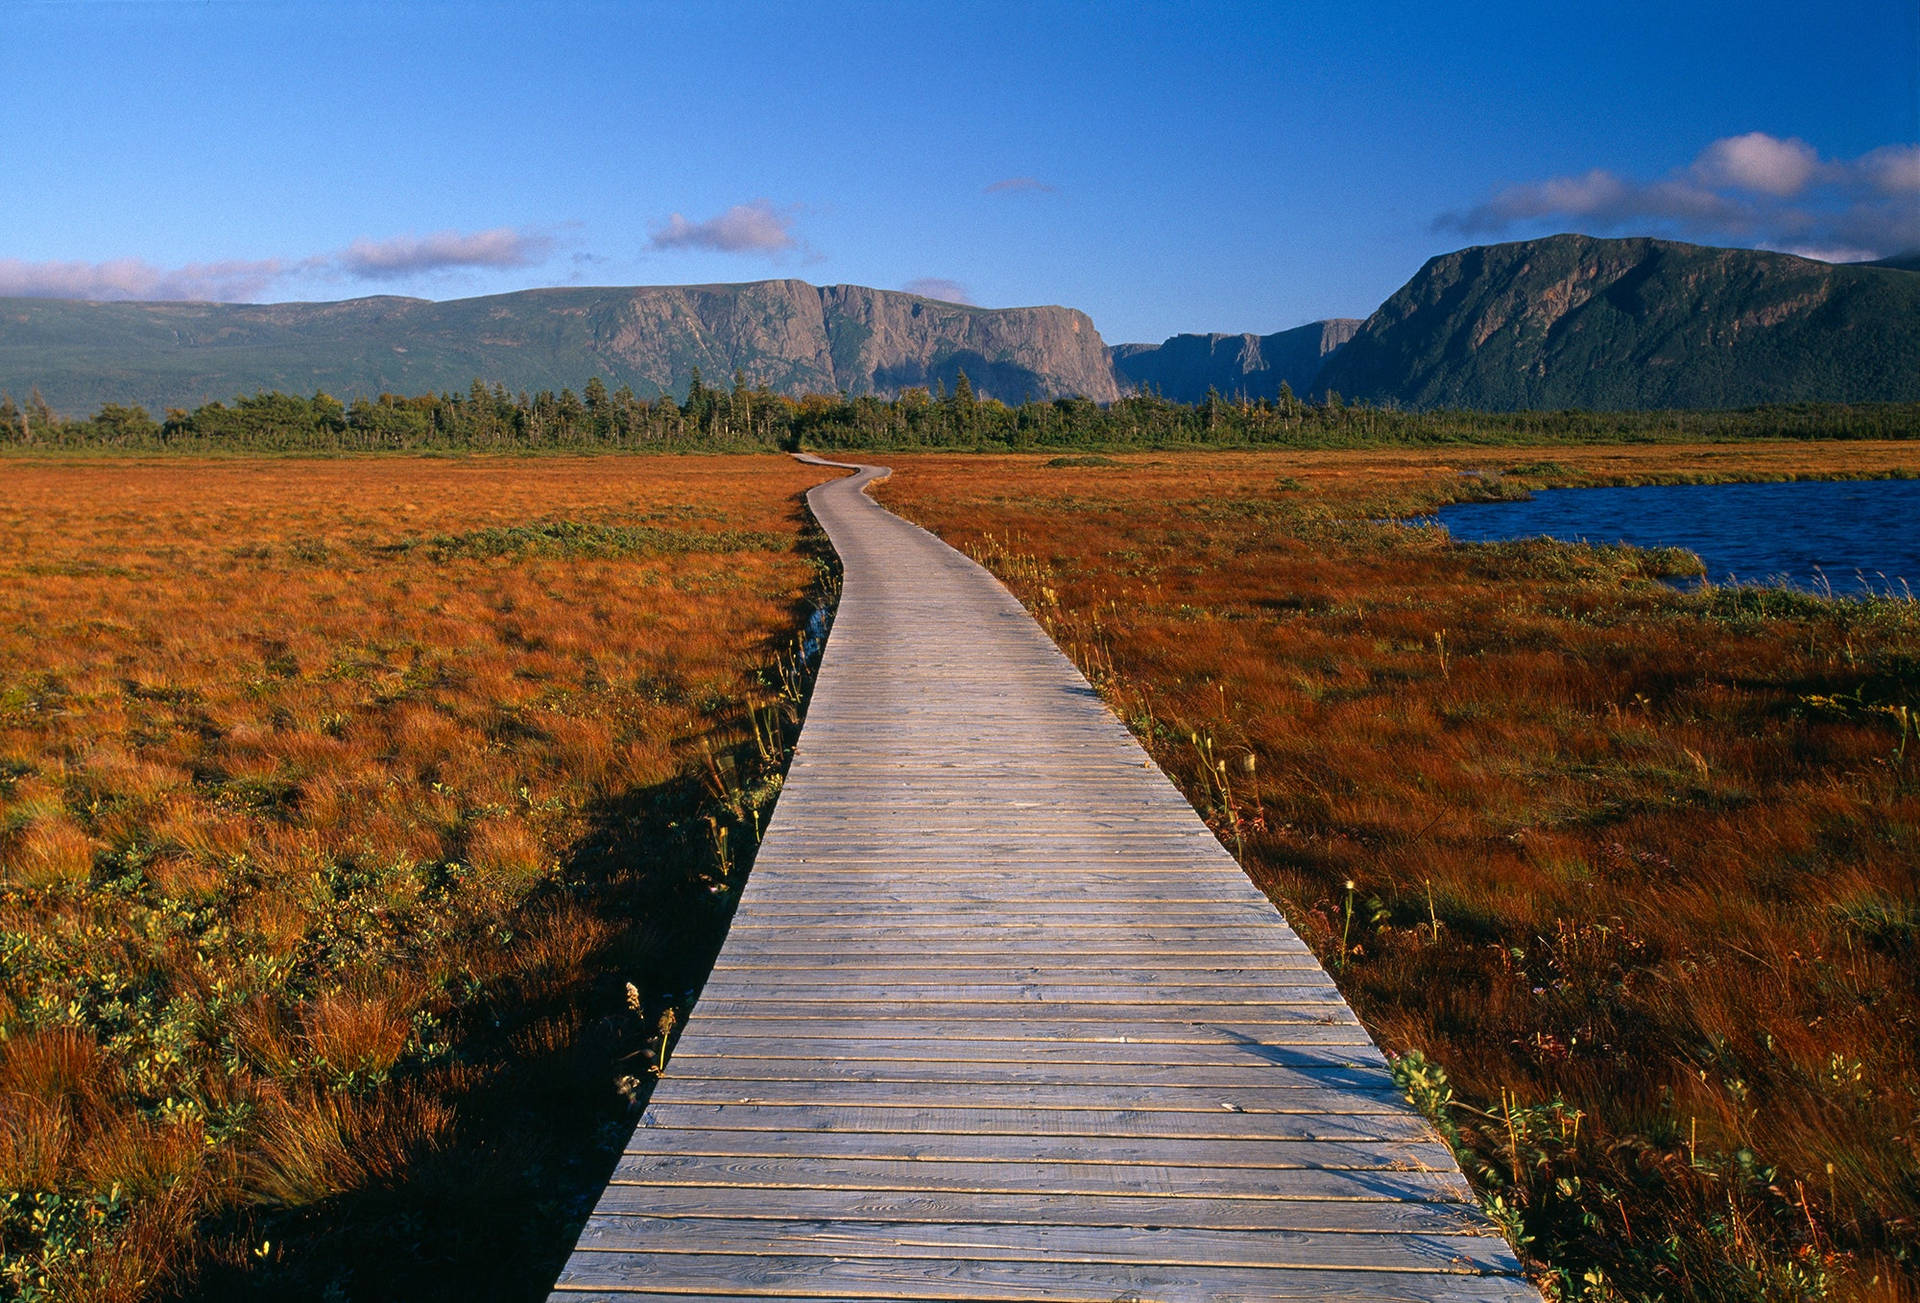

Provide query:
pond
left=1432, top=477, right=1920, bottom=598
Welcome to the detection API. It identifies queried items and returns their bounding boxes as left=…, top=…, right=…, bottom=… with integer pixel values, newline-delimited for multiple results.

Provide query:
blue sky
left=3, top=0, right=1915, bottom=342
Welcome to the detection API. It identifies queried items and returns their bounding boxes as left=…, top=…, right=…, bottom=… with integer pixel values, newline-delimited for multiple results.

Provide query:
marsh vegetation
left=0, top=457, right=835, bottom=1301
left=6, top=436, right=1917, bottom=1302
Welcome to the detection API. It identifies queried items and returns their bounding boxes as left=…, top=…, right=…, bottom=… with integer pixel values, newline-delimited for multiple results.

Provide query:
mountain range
left=1109, top=319, right=1361, bottom=403
left=0, top=281, right=1117, bottom=416
left=2, top=235, right=1916, bottom=416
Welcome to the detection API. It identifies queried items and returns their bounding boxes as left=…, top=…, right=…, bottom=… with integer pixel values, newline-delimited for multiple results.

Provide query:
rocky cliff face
left=0, top=281, right=1117, bottom=416
left=1313, top=235, right=1920, bottom=410
left=821, top=284, right=1118, bottom=402
left=1109, top=319, right=1360, bottom=402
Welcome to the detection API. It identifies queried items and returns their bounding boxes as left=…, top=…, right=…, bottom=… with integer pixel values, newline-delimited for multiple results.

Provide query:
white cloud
left=0, top=256, right=288, bottom=301
left=901, top=277, right=973, bottom=304
left=1436, top=133, right=1920, bottom=260
left=0, top=225, right=561, bottom=302
left=649, top=200, right=800, bottom=255
left=1439, top=168, right=1737, bottom=234
left=1855, top=142, right=1920, bottom=196
left=338, top=227, right=552, bottom=277
left=1692, top=132, right=1819, bottom=196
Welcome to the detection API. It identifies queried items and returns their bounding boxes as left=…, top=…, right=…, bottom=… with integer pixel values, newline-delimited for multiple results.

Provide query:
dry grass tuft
left=4, top=814, right=99, bottom=888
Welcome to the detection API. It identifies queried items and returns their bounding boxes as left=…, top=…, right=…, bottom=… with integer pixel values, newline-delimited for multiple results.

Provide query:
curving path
left=547, top=457, right=1539, bottom=1301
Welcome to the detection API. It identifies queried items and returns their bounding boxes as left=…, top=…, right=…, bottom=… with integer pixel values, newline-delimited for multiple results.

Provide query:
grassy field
left=876, top=442, right=1920, bottom=1303
left=0, top=456, right=835, bottom=1301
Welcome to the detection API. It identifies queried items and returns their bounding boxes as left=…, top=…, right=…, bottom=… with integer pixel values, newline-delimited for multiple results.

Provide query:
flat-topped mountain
left=0, top=281, right=1119, bottom=416
left=1315, top=234, right=1920, bottom=410
left=1109, top=319, right=1360, bottom=402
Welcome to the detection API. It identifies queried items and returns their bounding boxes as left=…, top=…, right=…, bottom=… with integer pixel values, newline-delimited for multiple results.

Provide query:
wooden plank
left=553, top=1252, right=1524, bottom=1301
left=646, top=1079, right=1405, bottom=1114
left=567, top=1217, right=1517, bottom=1273
left=662, top=1058, right=1395, bottom=1087
left=573, top=1183, right=1493, bottom=1235
left=543, top=458, right=1538, bottom=1301
left=602, top=1153, right=1478, bottom=1204
left=693, top=983, right=1350, bottom=1005
left=663, top=1016, right=1379, bottom=1045
left=633, top=1101, right=1429, bottom=1142
left=666, top=1036, right=1391, bottom=1068
left=706, top=962, right=1333, bottom=978
left=712, top=954, right=1324, bottom=968
left=718, top=922, right=1294, bottom=939
left=618, top=1127, right=1455, bottom=1173
left=686, top=1000, right=1364, bottom=1025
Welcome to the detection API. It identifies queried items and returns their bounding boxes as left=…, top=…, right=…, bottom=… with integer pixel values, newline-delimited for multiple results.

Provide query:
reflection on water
left=1433, top=478, right=1920, bottom=598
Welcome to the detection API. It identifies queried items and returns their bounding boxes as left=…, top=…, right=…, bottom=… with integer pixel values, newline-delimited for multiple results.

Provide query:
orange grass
left=879, top=442, right=1920, bottom=1303
left=0, top=456, right=834, bottom=1300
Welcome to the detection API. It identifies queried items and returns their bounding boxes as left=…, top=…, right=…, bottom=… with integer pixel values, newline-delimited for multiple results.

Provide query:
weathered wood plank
left=694, top=983, right=1351, bottom=1004
left=632, top=1101, right=1430, bottom=1142
left=666, top=1036, right=1391, bottom=1068
left=553, top=1251, right=1523, bottom=1301
left=669, top=1017, right=1379, bottom=1044
left=660, top=1057, right=1394, bottom=1087
left=687, top=1000, right=1365, bottom=1026
left=618, top=1126, right=1456, bottom=1173
left=568, top=1217, right=1516, bottom=1273
left=642, top=1079, right=1407, bottom=1115
left=575, top=1183, right=1493, bottom=1235
left=707, top=962, right=1332, bottom=979
left=600, top=1148, right=1482, bottom=1205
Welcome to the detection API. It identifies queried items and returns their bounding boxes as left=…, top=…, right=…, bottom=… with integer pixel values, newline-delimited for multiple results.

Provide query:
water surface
left=1433, top=478, right=1919, bottom=598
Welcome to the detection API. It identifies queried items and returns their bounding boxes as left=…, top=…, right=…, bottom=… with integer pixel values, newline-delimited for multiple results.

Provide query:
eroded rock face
left=821, top=285, right=1119, bottom=403
left=1314, top=234, right=1920, bottom=410
left=1108, top=319, right=1361, bottom=403
left=0, top=281, right=1119, bottom=416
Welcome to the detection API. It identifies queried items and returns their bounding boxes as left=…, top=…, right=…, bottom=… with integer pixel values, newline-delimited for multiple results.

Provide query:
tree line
left=3, top=370, right=1916, bottom=453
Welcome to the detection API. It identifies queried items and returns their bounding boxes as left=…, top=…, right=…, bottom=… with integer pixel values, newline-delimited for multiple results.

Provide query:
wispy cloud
left=901, top=277, right=973, bottom=304
left=1436, top=133, right=1920, bottom=261
left=0, top=256, right=291, bottom=302
left=985, top=176, right=1056, bottom=196
left=0, top=225, right=560, bottom=302
left=1856, top=143, right=1920, bottom=197
left=649, top=199, right=801, bottom=255
left=338, top=227, right=552, bottom=278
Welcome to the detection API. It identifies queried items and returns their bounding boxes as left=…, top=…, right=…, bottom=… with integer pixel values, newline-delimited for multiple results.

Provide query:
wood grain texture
left=546, top=457, right=1539, bottom=1300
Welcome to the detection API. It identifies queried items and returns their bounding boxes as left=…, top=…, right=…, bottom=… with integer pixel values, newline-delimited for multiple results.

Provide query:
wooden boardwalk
left=548, top=459, right=1539, bottom=1301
